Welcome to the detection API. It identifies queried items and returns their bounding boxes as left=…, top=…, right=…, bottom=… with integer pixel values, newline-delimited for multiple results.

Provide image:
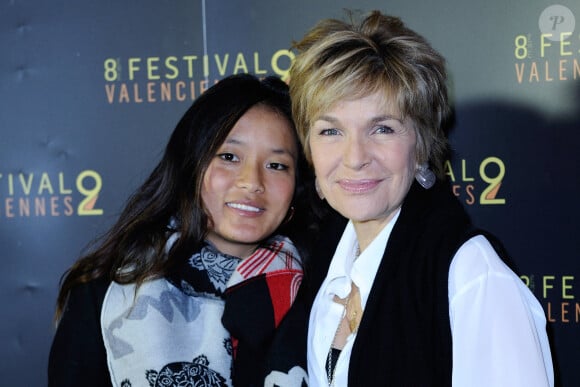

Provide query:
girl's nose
left=236, top=162, right=265, bottom=193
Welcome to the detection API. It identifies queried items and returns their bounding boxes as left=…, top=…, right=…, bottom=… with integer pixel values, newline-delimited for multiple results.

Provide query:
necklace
left=327, top=295, right=348, bottom=386
left=326, top=347, right=341, bottom=386
left=346, top=283, right=362, bottom=333
left=326, top=283, right=363, bottom=385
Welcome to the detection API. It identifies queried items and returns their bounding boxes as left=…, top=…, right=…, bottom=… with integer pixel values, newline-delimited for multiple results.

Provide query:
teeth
left=227, top=203, right=261, bottom=212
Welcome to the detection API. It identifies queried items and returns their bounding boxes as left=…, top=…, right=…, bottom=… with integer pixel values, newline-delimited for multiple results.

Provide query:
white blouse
left=307, top=212, right=554, bottom=387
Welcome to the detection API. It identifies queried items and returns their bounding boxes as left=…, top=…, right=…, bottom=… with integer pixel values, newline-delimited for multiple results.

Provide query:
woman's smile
left=337, top=178, right=382, bottom=194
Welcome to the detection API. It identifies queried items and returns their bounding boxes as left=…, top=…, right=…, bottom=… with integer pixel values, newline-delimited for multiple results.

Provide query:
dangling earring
left=415, top=163, right=436, bottom=189
left=315, top=178, right=325, bottom=200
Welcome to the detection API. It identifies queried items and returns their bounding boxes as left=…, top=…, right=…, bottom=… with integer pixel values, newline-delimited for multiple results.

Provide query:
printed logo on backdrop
left=0, top=170, right=103, bottom=218
left=445, top=156, right=506, bottom=206
left=103, top=50, right=294, bottom=104
left=514, top=4, right=579, bottom=84
left=522, top=273, right=578, bottom=325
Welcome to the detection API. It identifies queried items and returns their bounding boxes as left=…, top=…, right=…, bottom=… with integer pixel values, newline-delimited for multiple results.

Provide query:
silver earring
left=415, top=163, right=435, bottom=189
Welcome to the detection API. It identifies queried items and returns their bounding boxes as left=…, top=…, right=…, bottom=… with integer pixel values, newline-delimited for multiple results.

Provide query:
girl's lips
left=226, top=202, right=264, bottom=213
left=338, top=179, right=381, bottom=193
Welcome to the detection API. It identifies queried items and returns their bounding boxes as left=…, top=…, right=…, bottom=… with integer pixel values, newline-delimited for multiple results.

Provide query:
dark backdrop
left=1, top=1, right=578, bottom=385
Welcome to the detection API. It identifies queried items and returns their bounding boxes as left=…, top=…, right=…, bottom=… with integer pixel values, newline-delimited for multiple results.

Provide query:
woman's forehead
left=312, top=90, right=403, bottom=121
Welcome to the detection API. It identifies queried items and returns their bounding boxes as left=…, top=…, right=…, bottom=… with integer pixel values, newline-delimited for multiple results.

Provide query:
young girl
left=48, top=74, right=314, bottom=387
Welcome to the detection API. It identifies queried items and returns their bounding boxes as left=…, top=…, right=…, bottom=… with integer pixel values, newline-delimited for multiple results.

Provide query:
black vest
left=303, top=181, right=476, bottom=386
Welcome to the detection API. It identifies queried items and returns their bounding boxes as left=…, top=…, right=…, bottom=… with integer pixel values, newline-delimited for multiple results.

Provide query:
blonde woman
left=284, top=10, right=554, bottom=387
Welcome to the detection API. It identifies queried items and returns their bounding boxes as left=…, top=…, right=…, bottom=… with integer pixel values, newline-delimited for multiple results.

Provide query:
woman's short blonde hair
left=289, top=10, right=450, bottom=177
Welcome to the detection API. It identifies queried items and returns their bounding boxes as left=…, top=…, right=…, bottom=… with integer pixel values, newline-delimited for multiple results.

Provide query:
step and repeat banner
left=1, top=1, right=578, bottom=385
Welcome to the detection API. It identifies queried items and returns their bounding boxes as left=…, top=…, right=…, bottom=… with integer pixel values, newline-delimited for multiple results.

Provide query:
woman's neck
left=352, top=214, right=395, bottom=252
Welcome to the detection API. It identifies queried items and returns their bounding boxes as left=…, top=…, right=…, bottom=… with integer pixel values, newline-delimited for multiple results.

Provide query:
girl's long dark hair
left=55, top=73, right=317, bottom=322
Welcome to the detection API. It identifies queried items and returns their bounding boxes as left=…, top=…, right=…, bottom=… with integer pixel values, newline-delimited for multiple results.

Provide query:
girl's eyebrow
left=222, top=137, right=296, bottom=159
left=223, top=137, right=242, bottom=145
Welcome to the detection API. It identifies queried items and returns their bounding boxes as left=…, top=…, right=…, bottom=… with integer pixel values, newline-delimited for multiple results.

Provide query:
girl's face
left=202, top=104, right=297, bottom=258
left=309, top=92, right=417, bottom=247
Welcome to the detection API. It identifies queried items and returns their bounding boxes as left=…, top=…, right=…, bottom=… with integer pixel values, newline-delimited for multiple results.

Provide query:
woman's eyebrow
left=369, top=115, right=403, bottom=123
left=315, top=115, right=338, bottom=123
left=314, top=114, right=402, bottom=124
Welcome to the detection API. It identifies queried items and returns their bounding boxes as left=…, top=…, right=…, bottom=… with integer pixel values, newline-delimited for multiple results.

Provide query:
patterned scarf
left=101, top=234, right=302, bottom=387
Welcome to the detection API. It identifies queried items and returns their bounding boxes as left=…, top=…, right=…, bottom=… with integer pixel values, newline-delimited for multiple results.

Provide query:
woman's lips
left=338, top=179, right=381, bottom=193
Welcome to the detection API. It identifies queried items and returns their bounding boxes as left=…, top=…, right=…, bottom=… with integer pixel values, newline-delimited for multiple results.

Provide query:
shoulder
left=449, top=235, right=514, bottom=293
left=447, top=237, right=553, bottom=386
left=53, top=276, right=112, bottom=341
left=63, top=276, right=111, bottom=317
left=448, top=235, right=542, bottom=319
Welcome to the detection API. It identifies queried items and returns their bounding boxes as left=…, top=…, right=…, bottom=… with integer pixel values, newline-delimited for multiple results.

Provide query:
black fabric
left=223, top=275, right=276, bottom=386
left=275, top=180, right=480, bottom=386
left=326, top=347, right=341, bottom=382
left=258, top=287, right=310, bottom=387
left=228, top=253, right=320, bottom=386
left=223, top=258, right=306, bottom=385
left=48, top=276, right=112, bottom=387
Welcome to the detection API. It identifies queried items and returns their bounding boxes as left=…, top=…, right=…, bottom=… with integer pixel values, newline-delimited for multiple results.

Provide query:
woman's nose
left=343, top=137, right=371, bottom=170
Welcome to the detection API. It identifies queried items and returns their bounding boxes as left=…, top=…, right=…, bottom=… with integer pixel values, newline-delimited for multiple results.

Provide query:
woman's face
left=202, top=104, right=297, bottom=258
left=309, top=92, right=417, bottom=244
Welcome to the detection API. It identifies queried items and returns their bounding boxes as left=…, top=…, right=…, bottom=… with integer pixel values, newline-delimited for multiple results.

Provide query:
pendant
left=346, top=283, right=362, bottom=333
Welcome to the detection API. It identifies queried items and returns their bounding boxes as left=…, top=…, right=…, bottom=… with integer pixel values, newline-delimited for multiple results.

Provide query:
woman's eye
left=218, top=153, right=238, bottom=162
left=267, top=162, right=289, bottom=171
left=319, top=128, right=339, bottom=136
left=375, top=125, right=394, bottom=134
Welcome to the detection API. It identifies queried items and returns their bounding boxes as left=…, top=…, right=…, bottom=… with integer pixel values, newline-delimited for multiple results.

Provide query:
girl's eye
left=218, top=152, right=239, bottom=162
left=267, top=162, right=289, bottom=171
left=319, top=128, right=340, bottom=136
